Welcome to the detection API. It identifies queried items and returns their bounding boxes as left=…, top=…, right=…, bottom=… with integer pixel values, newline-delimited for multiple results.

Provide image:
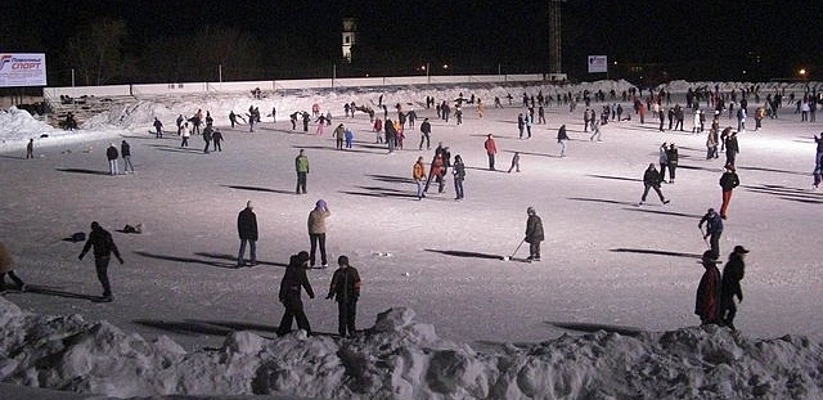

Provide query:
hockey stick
left=699, top=227, right=710, bottom=248
left=503, top=239, right=526, bottom=261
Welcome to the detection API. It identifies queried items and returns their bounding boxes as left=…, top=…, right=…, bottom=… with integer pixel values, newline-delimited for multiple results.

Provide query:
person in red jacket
left=719, top=164, right=740, bottom=219
left=484, top=134, right=498, bottom=170
left=425, top=153, right=445, bottom=193
left=695, top=250, right=722, bottom=325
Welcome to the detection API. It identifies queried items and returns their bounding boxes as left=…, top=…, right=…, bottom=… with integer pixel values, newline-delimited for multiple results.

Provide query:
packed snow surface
left=1, top=79, right=823, bottom=399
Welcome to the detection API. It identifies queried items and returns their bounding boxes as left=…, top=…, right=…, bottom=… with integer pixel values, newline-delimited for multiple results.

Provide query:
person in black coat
left=277, top=251, right=315, bottom=336
left=665, top=143, right=679, bottom=183
left=524, top=207, right=545, bottom=261
left=78, top=221, right=123, bottom=301
left=725, top=131, right=740, bottom=167
left=419, top=118, right=432, bottom=150
left=106, top=143, right=119, bottom=176
left=121, top=140, right=134, bottom=173
left=720, top=245, right=748, bottom=330
left=212, top=129, right=224, bottom=152
left=639, top=163, right=670, bottom=205
left=698, top=208, right=724, bottom=259
left=326, top=255, right=361, bottom=337
left=452, top=154, right=466, bottom=200
left=719, top=164, right=740, bottom=219
left=236, top=201, right=258, bottom=267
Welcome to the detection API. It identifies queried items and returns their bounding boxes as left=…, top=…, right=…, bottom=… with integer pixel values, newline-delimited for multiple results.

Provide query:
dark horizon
left=3, top=0, right=821, bottom=85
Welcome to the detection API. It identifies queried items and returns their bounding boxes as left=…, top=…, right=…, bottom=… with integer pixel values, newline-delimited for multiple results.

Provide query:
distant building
left=342, top=17, right=357, bottom=64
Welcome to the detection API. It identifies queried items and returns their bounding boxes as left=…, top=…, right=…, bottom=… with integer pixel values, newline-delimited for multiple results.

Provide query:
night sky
left=4, top=0, right=821, bottom=80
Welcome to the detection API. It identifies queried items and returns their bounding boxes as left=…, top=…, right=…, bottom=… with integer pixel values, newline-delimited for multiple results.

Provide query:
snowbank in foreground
left=0, top=298, right=820, bottom=399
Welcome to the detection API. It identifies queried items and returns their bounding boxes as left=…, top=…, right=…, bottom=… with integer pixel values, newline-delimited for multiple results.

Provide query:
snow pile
left=1, top=297, right=821, bottom=399
left=0, top=107, right=56, bottom=143
left=658, top=80, right=822, bottom=94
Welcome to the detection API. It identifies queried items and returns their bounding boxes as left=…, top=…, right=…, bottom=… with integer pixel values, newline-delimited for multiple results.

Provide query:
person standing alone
left=484, top=134, right=497, bottom=170
left=26, top=138, right=34, bottom=159
left=78, top=221, right=124, bottom=302
left=639, top=163, right=670, bottom=206
left=236, top=201, right=258, bottom=267
left=719, top=164, right=740, bottom=219
left=698, top=208, right=724, bottom=259
left=695, top=250, right=722, bottom=326
left=452, top=154, right=466, bottom=200
left=295, top=149, right=309, bottom=194
left=326, top=255, right=362, bottom=338
left=524, top=207, right=545, bottom=262
left=308, top=199, right=331, bottom=268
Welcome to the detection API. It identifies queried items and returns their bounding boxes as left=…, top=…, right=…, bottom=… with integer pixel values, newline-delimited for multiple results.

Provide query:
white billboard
left=0, top=53, right=47, bottom=87
left=587, top=55, right=608, bottom=74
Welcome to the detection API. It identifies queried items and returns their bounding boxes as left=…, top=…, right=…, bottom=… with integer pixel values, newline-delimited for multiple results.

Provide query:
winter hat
left=316, top=199, right=327, bottom=210
left=338, top=255, right=349, bottom=266
left=733, top=245, right=749, bottom=254
left=702, top=250, right=720, bottom=263
left=527, top=206, right=535, bottom=215
left=297, top=251, right=310, bottom=263
left=246, top=200, right=253, bottom=209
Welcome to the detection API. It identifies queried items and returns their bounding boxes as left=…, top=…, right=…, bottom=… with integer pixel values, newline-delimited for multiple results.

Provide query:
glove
left=118, top=257, right=124, bottom=265
left=78, top=255, right=84, bottom=260
left=309, top=294, right=315, bottom=299
left=738, top=294, right=743, bottom=302
left=326, top=294, right=334, bottom=300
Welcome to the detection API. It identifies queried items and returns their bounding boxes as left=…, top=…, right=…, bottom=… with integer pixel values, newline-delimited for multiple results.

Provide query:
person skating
left=0, top=241, right=27, bottom=292
left=326, top=255, right=362, bottom=338
left=452, top=154, right=466, bottom=200
left=557, top=124, right=569, bottom=157
left=334, top=123, right=345, bottom=150
left=202, top=125, right=213, bottom=153
left=413, top=156, right=427, bottom=200
left=507, top=152, right=521, bottom=173
left=695, top=250, right=722, bottom=326
left=724, top=130, right=740, bottom=167
left=639, top=163, right=670, bottom=206
left=106, top=143, right=119, bottom=176
left=78, top=221, right=124, bottom=302
left=720, top=245, right=748, bottom=330
left=121, top=140, right=134, bottom=174
left=180, top=122, right=191, bottom=147
left=212, top=128, right=224, bottom=152
left=308, top=199, right=330, bottom=268
left=277, top=251, right=315, bottom=336
left=419, top=118, right=432, bottom=150
left=813, top=134, right=823, bottom=189
left=524, top=207, right=545, bottom=262
left=698, top=208, right=724, bottom=259
left=153, top=117, right=164, bottom=138
left=484, top=134, right=497, bottom=170
left=424, top=153, right=445, bottom=194
left=236, top=201, right=258, bottom=267
left=659, top=143, right=669, bottom=183
left=719, top=164, right=740, bottom=219
left=295, top=149, right=309, bottom=194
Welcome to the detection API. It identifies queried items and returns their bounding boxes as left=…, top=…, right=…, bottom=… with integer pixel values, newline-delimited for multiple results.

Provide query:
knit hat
left=297, top=251, right=310, bottom=263
left=733, top=245, right=749, bottom=254
left=316, top=199, right=327, bottom=210
left=527, top=206, right=535, bottom=215
left=246, top=200, right=253, bottom=208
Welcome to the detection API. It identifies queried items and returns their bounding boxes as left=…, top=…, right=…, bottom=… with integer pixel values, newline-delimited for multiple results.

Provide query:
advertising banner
left=0, top=53, right=47, bottom=87
left=587, top=55, right=608, bottom=74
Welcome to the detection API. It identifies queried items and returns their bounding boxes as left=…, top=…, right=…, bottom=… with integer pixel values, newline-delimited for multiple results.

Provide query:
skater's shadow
left=424, top=248, right=504, bottom=261
left=145, top=144, right=203, bottom=154
left=194, top=252, right=288, bottom=268
left=737, top=166, right=809, bottom=176
left=340, top=190, right=423, bottom=202
left=464, top=166, right=508, bottom=173
left=18, top=285, right=103, bottom=301
left=676, top=164, right=724, bottom=173
left=134, top=318, right=337, bottom=340
left=55, top=168, right=110, bottom=176
left=623, top=208, right=703, bottom=219
left=367, top=174, right=414, bottom=184
left=0, top=154, right=24, bottom=160
left=133, top=250, right=237, bottom=269
left=568, top=197, right=639, bottom=207
left=585, top=174, right=642, bottom=183
left=743, top=184, right=823, bottom=204
left=220, top=184, right=295, bottom=195
left=610, top=248, right=702, bottom=259
left=503, top=150, right=560, bottom=158
left=546, top=321, right=642, bottom=337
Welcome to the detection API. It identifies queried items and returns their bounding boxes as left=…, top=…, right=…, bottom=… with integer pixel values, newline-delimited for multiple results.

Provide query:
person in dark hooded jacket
left=277, top=251, right=315, bottom=336
left=236, top=201, right=258, bottom=267
left=78, top=221, right=123, bottom=301
left=720, top=245, right=748, bottom=330
left=326, top=255, right=361, bottom=337
left=639, top=163, right=670, bottom=205
left=524, top=207, right=545, bottom=261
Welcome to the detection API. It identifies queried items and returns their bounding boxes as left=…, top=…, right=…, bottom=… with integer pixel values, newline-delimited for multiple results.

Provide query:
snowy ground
left=1, top=80, right=822, bottom=398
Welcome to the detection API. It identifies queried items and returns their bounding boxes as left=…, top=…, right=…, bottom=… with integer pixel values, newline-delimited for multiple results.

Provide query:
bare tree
left=65, top=19, right=127, bottom=86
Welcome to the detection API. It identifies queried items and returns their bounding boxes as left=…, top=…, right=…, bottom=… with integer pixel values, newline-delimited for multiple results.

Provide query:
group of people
left=695, top=246, right=748, bottom=330
left=105, top=141, right=134, bottom=175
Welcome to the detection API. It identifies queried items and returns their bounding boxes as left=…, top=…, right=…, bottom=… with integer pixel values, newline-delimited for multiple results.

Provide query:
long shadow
left=586, top=174, right=642, bottom=183
left=676, top=164, right=723, bottom=173
left=367, top=174, right=414, bottom=184
left=0, top=154, right=24, bottom=160
left=743, top=184, right=823, bottom=198
left=194, top=252, right=288, bottom=268
left=356, top=185, right=407, bottom=193
left=133, top=250, right=237, bottom=269
left=134, top=318, right=339, bottom=339
left=425, top=248, right=504, bottom=260
left=567, top=197, right=639, bottom=207
left=546, top=321, right=642, bottom=337
left=622, top=208, right=703, bottom=219
left=464, top=166, right=509, bottom=173
left=56, top=168, right=110, bottom=176
left=610, top=248, right=702, bottom=259
left=502, top=149, right=560, bottom=158
left=737, top=166, right=809, bottom=176
left=17, top=285, right=104, bottom=302
left=220, top=184, right=296, bottom=195
left=152, top=147, right=204, bottom=154
left=340, top=190, right=420, bottom=202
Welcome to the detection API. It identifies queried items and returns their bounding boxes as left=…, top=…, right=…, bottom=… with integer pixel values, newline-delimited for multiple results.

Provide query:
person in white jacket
left=180, top=122, right=191, bottom=148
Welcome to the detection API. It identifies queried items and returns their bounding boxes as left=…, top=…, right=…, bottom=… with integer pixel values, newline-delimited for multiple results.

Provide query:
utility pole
left=548, top=0, right=565, bottom=77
